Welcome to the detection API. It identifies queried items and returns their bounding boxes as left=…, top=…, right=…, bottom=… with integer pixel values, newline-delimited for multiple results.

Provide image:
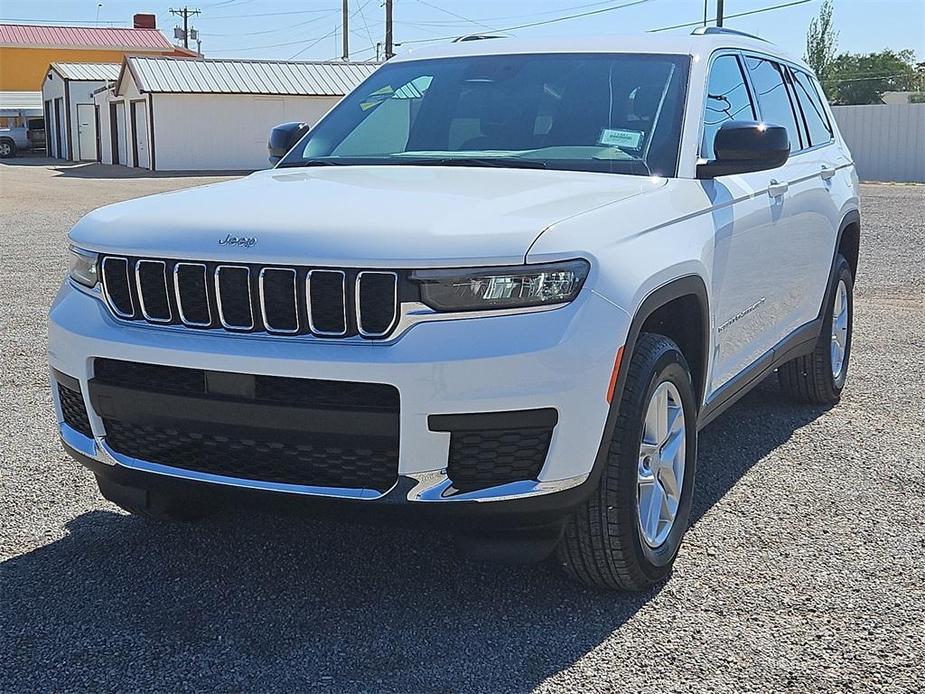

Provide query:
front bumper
left=49, top=280, right=629, bottom=518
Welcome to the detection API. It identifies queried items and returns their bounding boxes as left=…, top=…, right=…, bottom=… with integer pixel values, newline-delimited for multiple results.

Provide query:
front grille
left=100, top=256, right=404, bottom=340
left=57, top=381, right=93, bottom=438
left=91, top=359, right=400, bottom=492
left=447, top=428, right=554, bottom=492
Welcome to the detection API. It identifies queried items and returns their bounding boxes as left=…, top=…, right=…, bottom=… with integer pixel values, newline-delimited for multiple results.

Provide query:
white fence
left=831, top=104, right=925, bottom=183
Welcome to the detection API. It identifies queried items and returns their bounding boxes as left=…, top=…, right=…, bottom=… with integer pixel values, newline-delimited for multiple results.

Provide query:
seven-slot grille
left=100, top=256, right=401, bottom=339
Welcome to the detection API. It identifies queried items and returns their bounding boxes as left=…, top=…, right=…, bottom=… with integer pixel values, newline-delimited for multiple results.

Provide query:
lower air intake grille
left=447, top=429, right=554, bottom=492
left=57, top=381, right=93, bottom=438
left=430, top=408, right=558, bottom=493
left=91, top=359, right=400, bottom=493
left=103, top=421, right=399, bottom=491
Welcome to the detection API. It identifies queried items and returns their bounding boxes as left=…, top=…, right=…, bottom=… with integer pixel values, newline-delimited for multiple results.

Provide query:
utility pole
left=342, top=0, right=349, bottom=60
left=170, top=6, right=201, bottom=49
left=384, top=0, right=394, bottom=60
left=716, top=0, right=724, bottom=27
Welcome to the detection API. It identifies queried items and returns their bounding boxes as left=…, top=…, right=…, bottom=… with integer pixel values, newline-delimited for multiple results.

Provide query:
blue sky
left=2, top=0, right=922, bottom=62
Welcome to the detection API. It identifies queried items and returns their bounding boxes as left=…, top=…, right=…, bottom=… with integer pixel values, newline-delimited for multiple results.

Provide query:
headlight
left=68, top=247, right=98, bottom=287
left=411, top=259, right=590, bottom=312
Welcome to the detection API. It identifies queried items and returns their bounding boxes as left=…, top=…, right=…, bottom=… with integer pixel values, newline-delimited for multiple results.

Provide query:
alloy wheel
left=831, top=279, right=849, bottom=380
left=637, top=381, right=686, bottom=548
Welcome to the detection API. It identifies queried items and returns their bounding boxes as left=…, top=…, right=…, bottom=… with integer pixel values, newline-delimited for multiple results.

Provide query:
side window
left=791, top=69, right=834, bottom=147
left=743, top=56, right=804, bottom=151
left=702, top=54, right=756, bottom=159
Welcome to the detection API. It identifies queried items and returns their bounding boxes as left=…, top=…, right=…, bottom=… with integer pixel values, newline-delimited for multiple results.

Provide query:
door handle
left=820, top=165, right=837, bottom=180
left=768, top=180, right=789, bottom=197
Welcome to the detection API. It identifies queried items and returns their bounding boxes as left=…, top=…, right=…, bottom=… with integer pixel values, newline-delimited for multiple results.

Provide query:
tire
left=0, top=139, right=16, bottom=158
left=557, top=333, right=698, bottom=591
left=778, top=254, right=853, bottom=404
left=96, top=475, right=214, bottom=522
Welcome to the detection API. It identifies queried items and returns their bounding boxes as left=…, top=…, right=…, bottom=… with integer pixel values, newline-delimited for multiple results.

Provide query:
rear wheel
left=557, top=333, right=698, bottom=591
left=96, top=475, right=214, bottom=522
left=0, top=139, right=15, bottom=158
left=778, top=254, right=853, bottom=404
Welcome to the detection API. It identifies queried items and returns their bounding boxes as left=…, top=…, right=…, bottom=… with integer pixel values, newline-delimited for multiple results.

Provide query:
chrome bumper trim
left=60, top=425, right=586, bottom=504
left=405, top=470, right=589, bottom=503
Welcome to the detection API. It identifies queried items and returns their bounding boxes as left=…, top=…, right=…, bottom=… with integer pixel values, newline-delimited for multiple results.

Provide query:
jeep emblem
left=219, top=234, right=258, bottom=248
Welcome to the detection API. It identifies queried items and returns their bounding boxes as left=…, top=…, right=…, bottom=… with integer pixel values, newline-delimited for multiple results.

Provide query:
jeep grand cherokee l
left=49, top=29, right=859, bottom=591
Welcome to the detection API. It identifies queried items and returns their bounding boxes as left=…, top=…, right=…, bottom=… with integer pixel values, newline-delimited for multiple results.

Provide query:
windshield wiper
left=403, top=157, right=548, bottom=170
left=276, top=159, right=351, bottom=168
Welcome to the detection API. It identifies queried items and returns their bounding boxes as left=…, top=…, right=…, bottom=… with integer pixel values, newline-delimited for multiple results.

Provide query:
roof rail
left=452, top=33, right=509, bottom=43
left=691, top=26, right=770, bottom=43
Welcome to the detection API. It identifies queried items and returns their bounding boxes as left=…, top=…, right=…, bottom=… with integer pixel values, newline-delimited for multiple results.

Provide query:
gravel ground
left=1, top=159, right=923, bottom=693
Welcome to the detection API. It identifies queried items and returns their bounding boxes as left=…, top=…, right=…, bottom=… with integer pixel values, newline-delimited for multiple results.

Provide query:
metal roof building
left=41, top=62, right=122, bottom=161
left=96, top=56, right=379, bottom=171
left=122, top=56, right=379, bottom=96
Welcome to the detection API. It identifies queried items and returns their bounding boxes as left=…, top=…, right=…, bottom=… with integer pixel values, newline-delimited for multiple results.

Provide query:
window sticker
left=598, top=128, right=644, bottom=149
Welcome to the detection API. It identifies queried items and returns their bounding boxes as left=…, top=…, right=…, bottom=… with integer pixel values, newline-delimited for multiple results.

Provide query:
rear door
left=784, top=65, right=846, bottom=323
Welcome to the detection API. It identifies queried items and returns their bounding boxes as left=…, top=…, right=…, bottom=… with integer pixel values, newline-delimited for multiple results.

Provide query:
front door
left=700, top=52, right=801, bottom=396
left=132, top=101, right=150, bottom=169
left=76, top=104, right=97, bottom=161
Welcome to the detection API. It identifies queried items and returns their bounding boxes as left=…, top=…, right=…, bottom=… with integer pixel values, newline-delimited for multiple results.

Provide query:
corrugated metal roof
left=126, top=57, right=380, bottom=96
left=52, top=62, right=121, bottom=81
left=0, top=23, right=173, bottom=50
left=0, top=90, right=42, bottom=111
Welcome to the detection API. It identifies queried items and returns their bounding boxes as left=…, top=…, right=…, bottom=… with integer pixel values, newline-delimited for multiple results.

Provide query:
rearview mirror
left=697, top=121, right=790, bottom=179
left=268, top=122, right=310, bottom=165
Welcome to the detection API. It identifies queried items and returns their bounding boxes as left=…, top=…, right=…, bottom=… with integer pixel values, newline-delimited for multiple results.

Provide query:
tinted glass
left=792, top=69, right=833, bottom=147
left=702, top=54, right=756, bottom=159
left=281, top=53, right=691, bottom=177
left=743, top=56, right=803, bottom=151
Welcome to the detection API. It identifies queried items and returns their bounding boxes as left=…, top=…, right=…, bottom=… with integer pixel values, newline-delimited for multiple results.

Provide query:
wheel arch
left=587, top=275, right=710, bottom=489
left=820, top=209, right=861, bottom=321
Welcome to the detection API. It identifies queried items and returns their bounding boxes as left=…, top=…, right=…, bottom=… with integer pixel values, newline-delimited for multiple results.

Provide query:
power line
left=392, top=0, right=624, bottom=27
left=649, top=0, right=811, bottom=32
left=400, top=0, right=655, bottom=45
left=199, top=8, right=343, bottom=21
left=289, top=0, right=376, bottom=60
left=414, top=0, right=494, bottom=31
left=201, top=11, right=338, bottom=37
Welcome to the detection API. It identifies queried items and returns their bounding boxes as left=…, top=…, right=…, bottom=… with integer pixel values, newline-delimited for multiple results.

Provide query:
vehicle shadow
left=1, top=378, right=827, bottom=692
left=0, top=157, right=251, bottom=178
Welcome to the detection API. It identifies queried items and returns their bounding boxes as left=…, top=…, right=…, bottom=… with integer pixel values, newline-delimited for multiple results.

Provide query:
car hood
left=69, top=166, right=665, bottom=267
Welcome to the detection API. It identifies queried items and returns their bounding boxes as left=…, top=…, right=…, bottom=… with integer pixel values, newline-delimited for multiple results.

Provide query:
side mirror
left=697, top=121, right=790, bottom=179
left=268, top=122, right=310, bottom=165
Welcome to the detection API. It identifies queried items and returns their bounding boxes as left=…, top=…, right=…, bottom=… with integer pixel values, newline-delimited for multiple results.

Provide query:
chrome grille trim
left=258, top=267, right=299, bottom=334
left=306, top=269, right=347, bottom=336
left=173, top=262, right=211, bottom=327
left=101, top=256, right=134, bottom=318
left=356, top=271, right=399, bottom=338
left=134, top=259, right=171, bottom=323
left=214, top=265, right=254, bottom=331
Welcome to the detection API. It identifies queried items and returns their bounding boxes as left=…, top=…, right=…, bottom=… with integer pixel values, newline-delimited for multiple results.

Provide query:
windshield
left=279, top=53, right=690, bottom=177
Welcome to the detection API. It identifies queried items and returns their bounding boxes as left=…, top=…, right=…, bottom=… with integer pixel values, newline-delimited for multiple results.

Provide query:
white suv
left=49, top=29, right=859, bottom=591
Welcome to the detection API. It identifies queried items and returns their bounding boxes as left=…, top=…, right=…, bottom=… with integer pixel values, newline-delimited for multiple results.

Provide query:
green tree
left=805, top=0, right=838, bottom=85
left=827, top=49, right=920, bottom=105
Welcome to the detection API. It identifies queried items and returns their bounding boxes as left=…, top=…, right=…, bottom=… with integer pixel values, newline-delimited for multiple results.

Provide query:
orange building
left=0, top=15, right=195, bottom=126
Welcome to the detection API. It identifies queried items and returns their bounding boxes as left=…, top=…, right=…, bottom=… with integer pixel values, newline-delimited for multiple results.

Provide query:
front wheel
left=778, top=254, right=853, bottom=404
left=557, top=333, right=698, bottom=591
left=0, top=139, right=15, bottom=158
